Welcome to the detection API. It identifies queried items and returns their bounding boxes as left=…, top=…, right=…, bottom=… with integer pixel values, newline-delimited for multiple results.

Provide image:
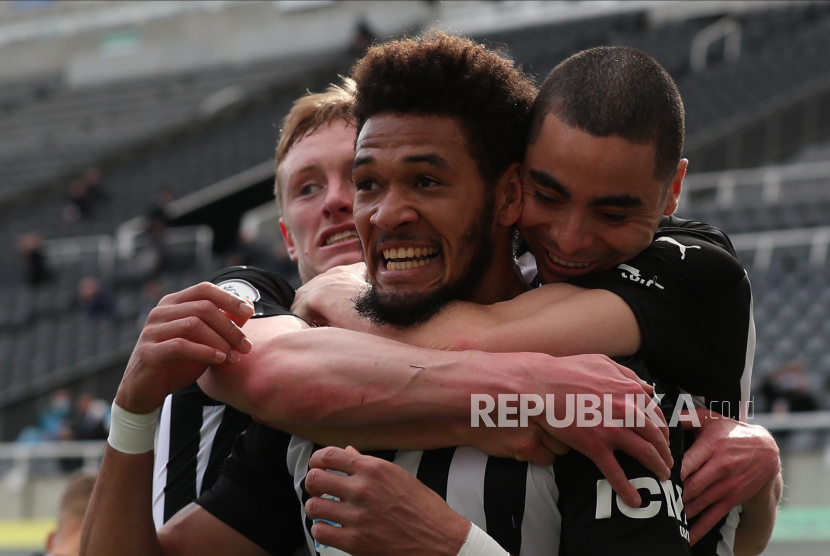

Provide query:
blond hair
left=59, top=471, right=96, bottom=523
left=274, top=77, right=356, bottom=212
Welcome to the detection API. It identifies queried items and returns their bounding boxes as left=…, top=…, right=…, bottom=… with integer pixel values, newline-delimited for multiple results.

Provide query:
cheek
left=605, top=227, right=653, bottom=258
left=518, top=202, right=546, bottom=228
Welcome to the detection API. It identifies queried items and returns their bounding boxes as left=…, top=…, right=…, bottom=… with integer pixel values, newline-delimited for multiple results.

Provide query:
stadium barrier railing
left=683, top=159, right=830, bottom=207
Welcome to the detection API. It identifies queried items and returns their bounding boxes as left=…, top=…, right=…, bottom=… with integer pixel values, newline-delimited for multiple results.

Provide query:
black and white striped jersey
left=198, top=423, right=561, bottom=556
left=152, top=266, right=297, bottom=529
left=193, top=217, right=753, bottom=556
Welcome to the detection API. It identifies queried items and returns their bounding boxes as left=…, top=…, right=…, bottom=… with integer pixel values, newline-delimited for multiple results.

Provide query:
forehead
left=527, top=114, right=663, bottom=202
left=278, top=120, right=356, bottom=177
left=355, top=114, right=470, bottom=161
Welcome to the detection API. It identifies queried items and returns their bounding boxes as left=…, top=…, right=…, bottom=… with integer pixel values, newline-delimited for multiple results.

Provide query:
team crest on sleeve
left=216, top=279, right=261, bottom=302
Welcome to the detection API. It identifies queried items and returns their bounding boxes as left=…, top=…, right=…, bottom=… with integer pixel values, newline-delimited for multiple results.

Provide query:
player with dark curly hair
left=83, top=31, right=665, bottom=556
left=82, top=32, right=780, bottom=556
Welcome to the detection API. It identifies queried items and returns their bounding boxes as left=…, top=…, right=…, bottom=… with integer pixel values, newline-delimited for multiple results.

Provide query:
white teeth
left=325, top=229, right=358, bottom=246
left=385, top=252, right=438, bottom=270
left=548, top=252, right=590, bottom=268
left=383, top=247, right=439, bottom=260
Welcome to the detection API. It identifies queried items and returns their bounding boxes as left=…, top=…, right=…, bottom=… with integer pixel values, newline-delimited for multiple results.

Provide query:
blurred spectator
left=72, top=394, right=110, bottom=441
left=63, top=168, right=109, bottom=223
left=146, top=185, right=176, bottom=226
left=349, top=19, right=375, bottom=56
left=760, top=360, right=819, bottom=413
left=127, top=191, right=175, bottom=279
left=136, top=279, right=164, bottom=328
left=226, top=229, right=271, bottom=268
left=16, top=390, right=73, bottom=444
left=42, top=472, right=97, bottom=556
left=78, top=277, right=115, bottom=317
left=18, top=233, right=52, bottom=287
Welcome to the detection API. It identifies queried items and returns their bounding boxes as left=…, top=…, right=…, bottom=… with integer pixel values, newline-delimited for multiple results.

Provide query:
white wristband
left=107, top=402, right=159, bottom=454
left=457, top=523, right=509, bottom=556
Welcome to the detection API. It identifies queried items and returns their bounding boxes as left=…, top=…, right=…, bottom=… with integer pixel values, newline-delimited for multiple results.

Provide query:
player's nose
left=323, top=178, right=354, bottom=219
left=369, top=186, right=418, bottom=231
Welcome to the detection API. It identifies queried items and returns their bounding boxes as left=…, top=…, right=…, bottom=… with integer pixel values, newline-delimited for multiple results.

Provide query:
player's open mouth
left=548, top=252, right=591, bottom=268
left=382, top=247, right=440, bottom=270
left=325, top=229, right=359, bottom=246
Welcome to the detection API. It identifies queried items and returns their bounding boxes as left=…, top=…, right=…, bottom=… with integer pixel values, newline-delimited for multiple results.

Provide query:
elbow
left=242, top=361, right=330, bottom=428
left=734, top=538, right=769, bottom=556
left=445, top=328, right=482, bottom=352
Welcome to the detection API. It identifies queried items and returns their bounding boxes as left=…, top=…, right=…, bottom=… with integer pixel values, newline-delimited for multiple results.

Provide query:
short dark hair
left=529, top=46, right=684, bottom=184
left=350, top=31, right=537, bottom=186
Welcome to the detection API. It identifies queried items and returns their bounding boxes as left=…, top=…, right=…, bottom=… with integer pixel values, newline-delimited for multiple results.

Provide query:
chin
left=325, top=252, right=363, bottom=269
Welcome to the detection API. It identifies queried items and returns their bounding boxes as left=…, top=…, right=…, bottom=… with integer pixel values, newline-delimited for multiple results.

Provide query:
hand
left=305, top=446, right=470, bottom=556
left=524, top=353, right=672, bottom=508
left=292, top=263, right=370, bottom=329
left=680, top=408, right=780, bottom=545
left=462, top=418, right=569, bottom=467
left=115, top=282, right=255, bottom=414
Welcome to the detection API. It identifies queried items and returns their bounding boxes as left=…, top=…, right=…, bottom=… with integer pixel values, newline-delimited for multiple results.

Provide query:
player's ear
left=495, top=162, right=523, bottom=226
left=662, top=159, right=687, bottom=216
left=45, top=530, right=56, bottom=552
left=279, top=218, right=299, bottom=262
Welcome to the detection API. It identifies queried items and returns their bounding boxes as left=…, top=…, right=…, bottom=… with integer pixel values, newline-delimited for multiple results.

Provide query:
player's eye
left=417, top=176, right=440, bottom=188
left=300, top=184, right=321, bottom=196
left=601, top=212, right=629, bottom=223
left=355, top=178, right=380, bottom=192
left=533, top=190, right=559, bottom=205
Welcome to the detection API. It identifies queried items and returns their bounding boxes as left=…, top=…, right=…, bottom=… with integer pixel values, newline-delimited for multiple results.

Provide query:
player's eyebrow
left=403, top=153, right=452, bottom=171
left=528, top=169, right=571, bottom=200
left=589, top=194, right=645, bottom=209
left=352, top=155, right=373, bottom=172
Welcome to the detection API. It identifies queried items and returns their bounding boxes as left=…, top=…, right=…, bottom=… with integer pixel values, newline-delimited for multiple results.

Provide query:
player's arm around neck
left=295, top=263, right=641, bottom=357
left=405, top=283, right=641, bottom=357
left=203, top=321, right=533, bottom=428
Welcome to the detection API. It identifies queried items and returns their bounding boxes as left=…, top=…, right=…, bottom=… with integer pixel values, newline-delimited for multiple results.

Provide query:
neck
left=468, top=232, right=528, bottom=304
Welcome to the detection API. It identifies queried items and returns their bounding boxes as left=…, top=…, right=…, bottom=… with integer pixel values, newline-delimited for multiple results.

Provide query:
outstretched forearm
left=202, top=325, right=531, bottom=429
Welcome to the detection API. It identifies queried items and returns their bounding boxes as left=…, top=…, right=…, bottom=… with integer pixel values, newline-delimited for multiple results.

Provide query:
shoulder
left=209, top=266, right=296, bottom=318
left=631, top=216, right=747, bottom=293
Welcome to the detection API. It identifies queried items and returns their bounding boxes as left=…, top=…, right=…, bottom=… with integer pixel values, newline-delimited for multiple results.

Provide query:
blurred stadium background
left=1, top=1, right=830, bottom=554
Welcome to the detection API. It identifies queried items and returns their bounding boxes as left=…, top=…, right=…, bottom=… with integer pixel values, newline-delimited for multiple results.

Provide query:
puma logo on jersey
left=619, top=264, right=664, bottom=289
left=655, top=237, right=701, bottom=260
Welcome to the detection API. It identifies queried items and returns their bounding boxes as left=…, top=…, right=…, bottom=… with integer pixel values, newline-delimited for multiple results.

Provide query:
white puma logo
left=655, top=237, right=701, bottom=260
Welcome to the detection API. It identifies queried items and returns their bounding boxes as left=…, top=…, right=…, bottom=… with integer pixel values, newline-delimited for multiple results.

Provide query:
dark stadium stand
left=3, top=2, right=830, bottom=439
left=0, top=56, right=332, bottom=200
left=749, top=248, right=830, bottom=393
left=680, top=199, right=830, bottom=235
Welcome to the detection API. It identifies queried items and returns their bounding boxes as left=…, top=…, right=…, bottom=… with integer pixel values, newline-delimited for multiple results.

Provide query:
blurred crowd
left=15, top=169, right=299, bottom=330
left=16, top=390, right=109, bottom=444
